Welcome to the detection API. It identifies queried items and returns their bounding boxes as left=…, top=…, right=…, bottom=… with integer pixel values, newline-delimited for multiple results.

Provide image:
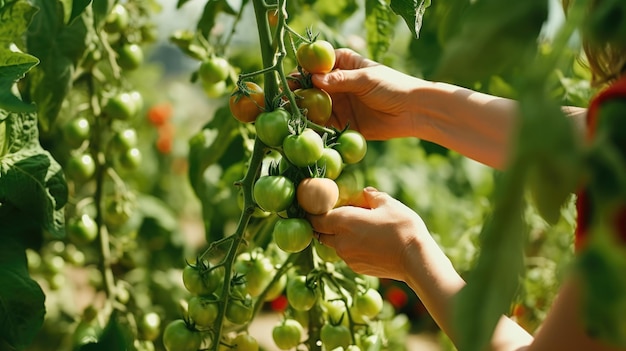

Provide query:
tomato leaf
left=197, top=0, right=241, bottom=37
left=365, top=0, right=396, bottom=61
left=69, top=0, right=92, bottom=24
left=0, top=240, right=45, bottom=350
left=0, top=110, right=68, bottom=238
left=389, top=0, right=431, bottom=38
left=25, top=0, right=89, bottom=132
left=453, top=168, right=526, bottom=351
left=0, top=0, right=39, bottom=47
left=434, top=0, right=547, bottom=84
left=0, top=49, right=39, bottom=113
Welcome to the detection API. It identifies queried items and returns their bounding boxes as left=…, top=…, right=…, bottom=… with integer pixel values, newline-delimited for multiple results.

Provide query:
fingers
left=333, top=48, right=379, bottom=69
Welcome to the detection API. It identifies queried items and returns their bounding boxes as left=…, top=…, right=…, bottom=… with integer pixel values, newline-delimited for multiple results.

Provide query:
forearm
left=403, top=234, right=534, bottom=350
left=412, top=82, right=587, bottom=170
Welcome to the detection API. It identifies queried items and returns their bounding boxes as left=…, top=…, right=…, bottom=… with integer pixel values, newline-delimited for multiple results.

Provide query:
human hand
left=307, top=187, right=429, bottom=282
left=310, top=48, right=430, bottom=140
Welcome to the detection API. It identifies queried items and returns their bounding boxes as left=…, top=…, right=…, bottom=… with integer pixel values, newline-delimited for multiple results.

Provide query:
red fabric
left=574, top=76, right=626, bottom=251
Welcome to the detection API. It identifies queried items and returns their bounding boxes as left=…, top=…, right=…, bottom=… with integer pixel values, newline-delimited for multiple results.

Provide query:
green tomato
left=354, top=288, right=383, bottom=319
left=313, top=237, right=341, bottom=262
left=138, top=312, right=161, bottom=341
left=318, top=147, right=343, bottom=180
left=286, top=276, right=317, bottom=311
left=232, top=334, right=259, bottom=351
left=118, top=147, right=142, bottom=171
left=64, top=117, right=90, bottom=148
left=199, top=57, right=230, bottom=84
left=162, top=319, right=202, bottom=351
left=283, top=128, right=324, bottom=167
left=188, top=295, right=219, bottom=328
left=103, top=92, right=138, bottom=120
left=255, top=109, right=291, bottom=147
left=182, top=265, right=218, bottom=295
left=225, top=296, right=253, bottom=325
left=104, top=4, right=129, bottom=33
left=112, top=128, right=138, bottom=152
left=294, top=88, right=332, bottom=125
left=67, top=214, right=98, bottom=245
left=66, top=153, right=96, bottom=182
left=117, top=43, right=144, bottom=70
left=272, top=319, right=303, bottom=350
left=253, top=175, right=295, bottom=212
left=296, top=40, right=336, bottom=74
left=320, top=323, right=352, bottom=350
left=234, top=252, right=275, bottom=297
left=202, top=80, right=227, bottom=98
left=335, top=130, right=367, bottom=164
left=273, top=218, right=313, bottom=253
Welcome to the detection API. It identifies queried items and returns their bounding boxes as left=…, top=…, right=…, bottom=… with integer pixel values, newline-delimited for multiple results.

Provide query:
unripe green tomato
left=112, top=128, right=138, bottom=151
left=66, top=153, right=96, bottom=182
left=104, top=4, right=129, bottom=33
left=283, top=128, right=324, bottom=167
left=117, top=43, right=144, bottom=70
left=199, top=57, right=230, bottom=84
left=103, top=92, right=137, bottom=120
left=353, top=288, right=384, bottom=319
left=67, top=214, right=98, bottom=245
left=64, top=117, right=90, bottom=148
left=202, top=80, right=227, bottom=98
left=162, top=319, right=202, bottom=351
left=335, top=130, right=367, bottom=164
left=129, top=90, right=144, bottom=114
left=272, top=319, right=303, bottom=350
left=138, top=312, right=161, bottom=341
left=118, top=147, right=142, bottom=170
left=318, top=147, right=343, bottom=180
left=255, top=109, right=291, bottom=147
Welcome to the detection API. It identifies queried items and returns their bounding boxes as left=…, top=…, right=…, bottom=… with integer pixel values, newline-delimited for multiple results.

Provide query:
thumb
left=362, top=187, right=389, bottom=209
left=311, top=69, right=369, bottom=94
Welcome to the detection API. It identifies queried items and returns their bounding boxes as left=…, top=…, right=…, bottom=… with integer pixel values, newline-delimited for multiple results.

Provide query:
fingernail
left=364, top=186, right=377, bottom=192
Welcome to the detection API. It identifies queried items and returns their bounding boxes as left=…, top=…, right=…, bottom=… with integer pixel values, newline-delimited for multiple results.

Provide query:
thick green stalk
left=252, top=0, right=278, bottom=105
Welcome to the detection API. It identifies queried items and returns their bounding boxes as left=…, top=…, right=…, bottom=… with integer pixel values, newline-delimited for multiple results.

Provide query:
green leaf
left=0, top=0, right=39, bottom=46
left=0, top=49, right=39, bottom=113
left=365, top=0, right=396, bottom=61
left=453, top=168, right=527, bottom=351
left=0, top=240, right=46, bottom=350
left=59, top=0, right=72, bottom=23
left=197, top=0, right=239, bottom=36
left=390, top=0, right=431, bottom=38
left=78, top=313, right=132, bottom=351
left=25, top=0, right=89, bottom=132
left=434, top=0, right=548, bottom=84
left=70, top=0, right=92, bottom=24
left=0, top=111, right=68, bottom=238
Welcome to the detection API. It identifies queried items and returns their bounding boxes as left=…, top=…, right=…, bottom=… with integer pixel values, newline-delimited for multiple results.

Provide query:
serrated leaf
left=0, top=0, right=39, bottom=46
left=0, top=111, right=68, bottom=238
left=0, top=49, right=39, bottom=113
left=365, top=0, right=396, bottom=61
left=0, top=240, right=46, bottom=350
left=390, top=0, right=431, bottom=38
left=435, top=0, right=547, bottom=84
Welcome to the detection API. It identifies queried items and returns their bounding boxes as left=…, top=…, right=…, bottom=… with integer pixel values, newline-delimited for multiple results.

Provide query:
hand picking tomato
left=296, top=40, right=336, bottom=74
left=297, top=177, right=339, bottom=214
left=294, top=88, right=332, bottom=125
left=229, top=81, right=265, bottom=123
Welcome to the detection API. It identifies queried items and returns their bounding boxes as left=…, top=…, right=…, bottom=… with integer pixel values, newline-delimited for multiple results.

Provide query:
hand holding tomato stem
left=308, top=187, right=431, bottom=282
left=310, top=48, right=430, bottom=141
